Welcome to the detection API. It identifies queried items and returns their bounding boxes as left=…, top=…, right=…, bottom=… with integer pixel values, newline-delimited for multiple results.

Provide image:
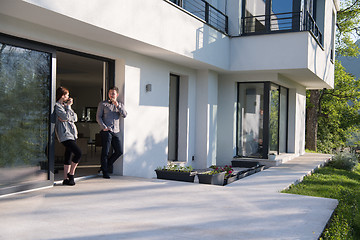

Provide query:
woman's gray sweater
left=55, top=102, right=78, bottom=142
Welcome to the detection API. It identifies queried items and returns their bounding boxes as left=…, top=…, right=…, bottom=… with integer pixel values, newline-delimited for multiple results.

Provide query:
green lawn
left=282, top=164, right=360, bottom=239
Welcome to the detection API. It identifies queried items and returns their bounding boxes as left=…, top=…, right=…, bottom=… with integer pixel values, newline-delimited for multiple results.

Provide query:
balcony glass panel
left=270, top=0, right=293, bottom=31
left=244, top=0, right=266, bottom=33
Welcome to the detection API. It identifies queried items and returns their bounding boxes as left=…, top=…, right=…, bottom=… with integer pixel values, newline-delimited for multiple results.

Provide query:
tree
left=305, top=0, right=360, bottom=151
left=316, top=61, right=360, bottom=152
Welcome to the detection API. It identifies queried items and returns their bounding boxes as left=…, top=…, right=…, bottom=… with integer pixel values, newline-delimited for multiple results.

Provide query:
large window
left=269, top=84, right=279, bottom=153
left=243, top=0, right=294, bottom=34
left=237, top=83, right=264, bottom=158
left=236, top=82, right=288, bottom=158
left=0, top=41, right=51, bottom=190
left=242, top=0, right=323, bottom=45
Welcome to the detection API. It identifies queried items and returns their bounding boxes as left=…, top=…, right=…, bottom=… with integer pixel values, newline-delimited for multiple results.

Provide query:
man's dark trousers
left=100, top=130, right=122, bottom=174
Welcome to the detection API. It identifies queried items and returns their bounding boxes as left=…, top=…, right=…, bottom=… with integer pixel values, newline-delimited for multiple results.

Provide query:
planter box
left=155, top=170, right=195, bottom=183
left=247, top=168, right=256, bottom=175
left=198, top=172, right=225, bottom=186
left=237, top=170, right=249, bottom=179
left=224, top=175, right=237, bottom=185
left=255, top=165, right=265, bottom=173
left=231, top=160, right=259, bottom=168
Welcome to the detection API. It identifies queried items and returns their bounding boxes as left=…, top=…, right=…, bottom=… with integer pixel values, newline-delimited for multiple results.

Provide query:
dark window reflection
left=269, top=84, right=279, bottom=153
left=0, top=43, right=50, bottom=188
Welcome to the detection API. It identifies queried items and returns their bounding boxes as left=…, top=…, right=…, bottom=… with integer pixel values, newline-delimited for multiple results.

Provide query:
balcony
left=168, top=0, right=228, bottom=34
left=242, top=11, right=323, bottom=47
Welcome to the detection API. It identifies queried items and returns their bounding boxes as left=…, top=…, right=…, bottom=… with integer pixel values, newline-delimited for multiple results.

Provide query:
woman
left=55, top=87, right=82, bottom=186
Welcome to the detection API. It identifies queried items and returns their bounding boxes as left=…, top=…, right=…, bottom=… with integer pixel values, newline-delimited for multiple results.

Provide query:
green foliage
left=156, top=163, right=193, bottom=172
left=283, top=165, right=360, bottom=239
left=269, top=89, right=279, bottom=151
left=307, top=0, right=360, bottom=153
left=321, top=214, right=351, bottom=240
left=209, top=165, right=234, bottom=177
left=329, top=152, right=359, bottom=171
left=316, top=61, right=360, bottom=153
left=336, top=0, right=360, bottom=57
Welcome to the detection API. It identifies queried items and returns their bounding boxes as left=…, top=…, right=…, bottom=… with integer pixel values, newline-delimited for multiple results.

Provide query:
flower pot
left=198, top=172, right=225, bottom=186
left=155, top=170, right=195, bottom=182
left=268, top=154, right=276, bottom=161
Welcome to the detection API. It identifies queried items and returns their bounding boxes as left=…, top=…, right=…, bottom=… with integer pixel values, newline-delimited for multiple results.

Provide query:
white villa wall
left=195, top=70, right=218, bottom=169
left=307, top=0, right=337, bottom=89
left=230, top=32, right=334, bottom=89
left=3, top=0, right=230, bottom=70
left=287, top=87, right=306, bottom=155
left=1, top=0, right=335, bottom=89
left=217, top=79, right=237, bottom=166
left=122, top=55, right=199, bottom=178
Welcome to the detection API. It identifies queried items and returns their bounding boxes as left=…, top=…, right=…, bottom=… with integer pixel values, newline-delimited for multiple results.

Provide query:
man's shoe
left=103, top=173, right=111, bottom=179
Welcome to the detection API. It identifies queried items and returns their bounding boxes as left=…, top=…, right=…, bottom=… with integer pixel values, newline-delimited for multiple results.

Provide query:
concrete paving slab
left=0, top=153, right=338, bottom=240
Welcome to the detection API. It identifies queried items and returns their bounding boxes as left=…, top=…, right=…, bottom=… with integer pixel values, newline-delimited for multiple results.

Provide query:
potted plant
left=197, top=168, right=226, bottom=186
left=221, top=165, right=237, bottom=185
left=155, top=163, right=196, bottom=182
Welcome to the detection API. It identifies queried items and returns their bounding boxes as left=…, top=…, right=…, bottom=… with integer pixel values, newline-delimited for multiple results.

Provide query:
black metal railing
left=242, top=11, right=323, bottom=46
left=242, top=12, right=294, bottom=34
left=171, top=0, right=228, bottom=34
left=303, top=11, right=323, bottom=46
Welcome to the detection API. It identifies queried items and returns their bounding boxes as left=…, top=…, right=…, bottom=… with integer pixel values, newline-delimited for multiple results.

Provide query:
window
left=330, top=10, right=335, bottom=62
left=242, top=0, right=295, bottom=34
left=236, top=82, right=288, bottom=158
left=242, top=0, right=323, bottom=45
left=0, top=41, right=51, bottom=189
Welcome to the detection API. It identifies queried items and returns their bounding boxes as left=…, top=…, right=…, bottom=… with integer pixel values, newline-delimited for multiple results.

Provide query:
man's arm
left=96, top=102, right=108, bottom=130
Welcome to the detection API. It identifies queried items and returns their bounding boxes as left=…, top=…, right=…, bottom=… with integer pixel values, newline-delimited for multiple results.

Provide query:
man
left=96, top=86, right=127, bottom=179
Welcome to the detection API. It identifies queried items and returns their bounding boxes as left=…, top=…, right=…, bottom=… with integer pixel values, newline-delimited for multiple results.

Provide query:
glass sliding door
left=236, top=82, right=288, bottom=158
left=269, top=84, right=279, bottom=153
left=237, top=83, right=264, bottom=158
left=168, top=74, right=180, bottom=161
left=0, top=42, right=51, bottom=191
left=279, top=87, right=288, bottom=153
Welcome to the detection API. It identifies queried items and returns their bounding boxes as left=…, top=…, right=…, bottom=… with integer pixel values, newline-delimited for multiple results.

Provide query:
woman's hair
left=56, top=86, right=69, bottom=101
left=109, top=86, right=119, bottom=93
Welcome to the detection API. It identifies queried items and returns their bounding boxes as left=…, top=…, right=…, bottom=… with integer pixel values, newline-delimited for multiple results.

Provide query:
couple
left=55, top=86, right=126, bottom=185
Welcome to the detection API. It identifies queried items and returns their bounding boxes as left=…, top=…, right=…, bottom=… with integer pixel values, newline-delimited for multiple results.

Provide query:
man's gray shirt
left=96, top=100, right=127, bottom=133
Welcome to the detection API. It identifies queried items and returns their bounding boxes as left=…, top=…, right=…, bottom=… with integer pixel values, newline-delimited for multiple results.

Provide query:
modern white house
left=0, top=0, right=338, bottom=195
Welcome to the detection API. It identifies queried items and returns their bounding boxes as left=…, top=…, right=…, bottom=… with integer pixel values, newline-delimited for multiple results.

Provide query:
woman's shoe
left=67, top=173, right=76, bottom=185
left=63, top=179, right=71, bottom=185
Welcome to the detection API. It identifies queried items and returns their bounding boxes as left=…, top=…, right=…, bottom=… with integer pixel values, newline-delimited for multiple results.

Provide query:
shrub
left=320, top=214, right=351, bottom=240
left=329, top=152, right=359, bottom=171
left=156, top=163, right=193, bottom=172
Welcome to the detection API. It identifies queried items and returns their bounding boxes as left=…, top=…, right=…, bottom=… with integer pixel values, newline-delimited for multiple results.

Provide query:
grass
left=282, top=164, right=360, bottom=239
